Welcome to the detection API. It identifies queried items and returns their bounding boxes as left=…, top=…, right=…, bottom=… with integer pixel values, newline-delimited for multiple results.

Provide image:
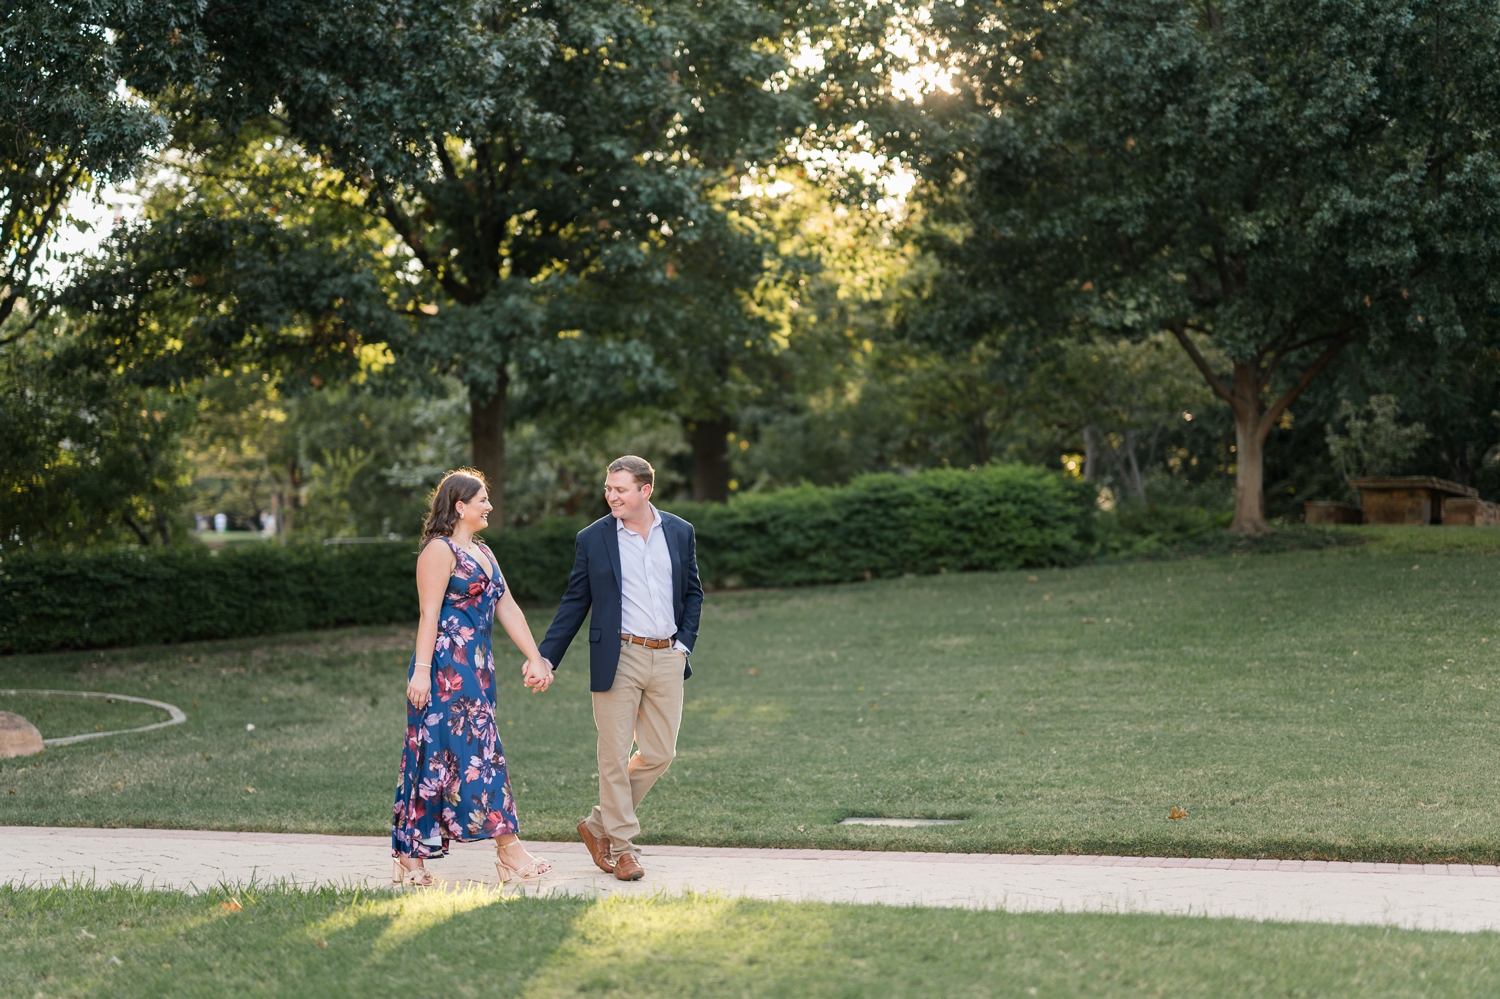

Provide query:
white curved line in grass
left=0, top=689, right=187, bottom=747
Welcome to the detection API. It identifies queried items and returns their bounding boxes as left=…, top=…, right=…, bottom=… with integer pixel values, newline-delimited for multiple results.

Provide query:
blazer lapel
left=601, top=517, right=623, bottom=593
left=662, top=518, right=683, bottom=606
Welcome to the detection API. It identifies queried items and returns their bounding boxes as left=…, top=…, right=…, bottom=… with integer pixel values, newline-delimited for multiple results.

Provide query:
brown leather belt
left=621, top=633, right=673, bottom=649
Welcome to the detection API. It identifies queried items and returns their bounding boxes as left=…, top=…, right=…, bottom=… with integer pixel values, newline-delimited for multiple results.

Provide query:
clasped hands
left=406, top=657, right=553, bottom=708
left=522, top=656, right=553, bottom=693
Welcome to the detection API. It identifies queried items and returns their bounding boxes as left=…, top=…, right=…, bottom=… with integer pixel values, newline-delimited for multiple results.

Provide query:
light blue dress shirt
left=616, top=505, right=687, bottom=652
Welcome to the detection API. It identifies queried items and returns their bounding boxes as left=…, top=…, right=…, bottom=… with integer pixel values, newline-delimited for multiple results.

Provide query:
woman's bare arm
left=407, top=540, right=454, bottom=709
left=495, top=587, right=551, bottom=692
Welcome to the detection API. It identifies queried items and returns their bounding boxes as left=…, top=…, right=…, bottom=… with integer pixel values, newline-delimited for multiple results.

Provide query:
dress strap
left=475, top=541, right=502, bottom=587
left=423, top=536, right=463, bottom=573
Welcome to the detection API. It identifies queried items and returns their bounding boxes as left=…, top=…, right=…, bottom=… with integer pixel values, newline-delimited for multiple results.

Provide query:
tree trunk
left=122, top=512, right=152, bottom=546
left=1082, top=424, right=1100, bottom=480
left=279, top=458, right=302, bottom=544
left=1169, top=325, right=1350, bottom=539
left=1231, top=411, right=1269, bottom=534
left=271, top=488, right=285, bottom=547
left=1123, top=429, right=1146, bottom=500
left=469, top=371, right=508, bottom=529
left=1229, top=362, right=1269, bottom=535
left=970, top=421, right=991, bottom=466
left=690, top=417, right=733, bottom=502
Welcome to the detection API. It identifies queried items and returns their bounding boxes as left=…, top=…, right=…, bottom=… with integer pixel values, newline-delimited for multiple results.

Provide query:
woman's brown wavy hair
left=421, top=468, right=489, bottom=546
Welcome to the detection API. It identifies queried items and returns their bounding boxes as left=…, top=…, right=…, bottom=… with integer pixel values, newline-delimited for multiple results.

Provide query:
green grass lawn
left=3, top=884, right=1497, bottom=999
left=3, top=527, right=1500, bottom=862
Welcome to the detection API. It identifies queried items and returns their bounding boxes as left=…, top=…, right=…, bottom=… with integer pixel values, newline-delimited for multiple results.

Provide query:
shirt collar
left=615, top=504, right=662, bottom=536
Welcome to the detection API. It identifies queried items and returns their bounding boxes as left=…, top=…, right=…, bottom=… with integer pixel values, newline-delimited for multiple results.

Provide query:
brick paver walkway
left=10, top=826, right=1499, bottom=933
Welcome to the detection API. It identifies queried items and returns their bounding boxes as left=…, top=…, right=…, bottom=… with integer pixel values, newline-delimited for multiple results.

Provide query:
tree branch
left=1196, top=198, right=1234, bottom=300
left=0, top=298, right=47, bottom=346
left=1257, top=332, right=1353, bottom=442
left=434, top=139, right=459, bottom=183
left=2, top=160, right=83, bottom=323
left=1168, top=320, right=1236, bottom=409
left=1260, top=313, right=1319, bottom=389
left=375, top=185, right=474, bottom=305
left=120, top=511, right=152, bottom=547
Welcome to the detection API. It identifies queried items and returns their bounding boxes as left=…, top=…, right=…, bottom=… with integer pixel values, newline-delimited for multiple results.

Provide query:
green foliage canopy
left=1, top=0, right=168, bottom=334
left=1325, top=394, right=1430, bottom=487
left=0, top=320, right=193, bottom=551
left=110, top=0, right=895, bottom=519
left=906, top=0, right=1500, bottom=532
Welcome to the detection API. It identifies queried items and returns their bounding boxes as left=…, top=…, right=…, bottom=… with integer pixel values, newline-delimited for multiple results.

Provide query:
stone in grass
left=0, top=711, right=43, bottom=758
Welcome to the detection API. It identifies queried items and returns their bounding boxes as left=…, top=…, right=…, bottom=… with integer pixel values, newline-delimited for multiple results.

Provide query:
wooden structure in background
left=1441, top=497, right=1500, bottom=526
left=1304, top=501, right=1362, bottom=525
left=1348, top=476, right=1478, bottom=525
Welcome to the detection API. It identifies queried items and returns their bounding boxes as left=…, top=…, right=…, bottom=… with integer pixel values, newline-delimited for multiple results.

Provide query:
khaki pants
left=583, top=639, right=685, bottom=861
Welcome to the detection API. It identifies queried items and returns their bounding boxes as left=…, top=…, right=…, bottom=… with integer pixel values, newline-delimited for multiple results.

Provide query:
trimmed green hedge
left=0, top=544, right=416, bottom=655
left=0, top=522, right=584, bottom=655
left=672, top=463, right=1095, bottom=588
left=0, top=464, right=1092, bottom=654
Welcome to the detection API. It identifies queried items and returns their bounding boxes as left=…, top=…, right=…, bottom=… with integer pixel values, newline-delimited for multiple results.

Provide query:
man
left=535, top=455, right=703, bottom=881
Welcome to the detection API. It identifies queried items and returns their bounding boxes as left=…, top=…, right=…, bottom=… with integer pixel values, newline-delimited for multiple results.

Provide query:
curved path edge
left=0, top=689, right=186, bottom=746
left=6, top=826, right=1499, bottom=934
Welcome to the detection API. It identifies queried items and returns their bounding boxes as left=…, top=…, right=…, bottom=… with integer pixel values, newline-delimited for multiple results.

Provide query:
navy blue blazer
left=538, top=511, right=703, bottom=692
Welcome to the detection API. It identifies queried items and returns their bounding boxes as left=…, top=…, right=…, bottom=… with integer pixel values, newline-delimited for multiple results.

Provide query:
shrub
left=487, top=515, right=587, bottom=603
left=0, top=465, right=1092, bottom=653
left=1094, top=502, right=1363, bottom=560
left=668, top=463, right=1095, bottom=588
left=0, top=543, right=415, bottom=654
left=0, top=522, right=585, bottom=655
left=1095, top=502, right=1233, bottom=558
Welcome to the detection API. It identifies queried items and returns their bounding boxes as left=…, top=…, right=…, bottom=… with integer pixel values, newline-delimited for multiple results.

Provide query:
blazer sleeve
left=538, top=533, right=593, bottom=669
left=674, top=522, right=704, bottom=654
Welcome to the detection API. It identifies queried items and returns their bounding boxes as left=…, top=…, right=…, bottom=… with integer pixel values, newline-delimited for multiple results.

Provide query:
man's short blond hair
left=607, top=455, right=655, bottom=487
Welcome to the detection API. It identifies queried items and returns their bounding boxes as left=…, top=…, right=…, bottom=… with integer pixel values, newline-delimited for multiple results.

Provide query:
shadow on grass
left=6, top=884, right=1500, bottom=998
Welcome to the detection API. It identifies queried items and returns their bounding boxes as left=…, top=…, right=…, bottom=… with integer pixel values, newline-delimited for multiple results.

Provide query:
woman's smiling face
left=455, top=487, right=492, bottom=531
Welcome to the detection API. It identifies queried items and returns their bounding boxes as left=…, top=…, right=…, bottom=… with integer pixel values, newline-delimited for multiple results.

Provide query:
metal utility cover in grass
left=840, top=817, right=964, bottom=827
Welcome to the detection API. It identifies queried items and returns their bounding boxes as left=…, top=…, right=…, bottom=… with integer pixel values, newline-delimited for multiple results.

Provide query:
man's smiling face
left=604, top=470, right=652, bottom=521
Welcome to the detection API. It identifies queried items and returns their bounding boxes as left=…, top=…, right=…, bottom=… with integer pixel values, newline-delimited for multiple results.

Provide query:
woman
left=391, top=468, right=555, bottom=886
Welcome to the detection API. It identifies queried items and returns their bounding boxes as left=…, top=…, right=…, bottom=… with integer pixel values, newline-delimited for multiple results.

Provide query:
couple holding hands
left=390, top=455, right=702, bottom=886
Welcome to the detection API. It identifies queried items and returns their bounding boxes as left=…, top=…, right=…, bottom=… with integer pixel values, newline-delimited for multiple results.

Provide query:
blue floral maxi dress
left=391, top=537, right=519, bottom=859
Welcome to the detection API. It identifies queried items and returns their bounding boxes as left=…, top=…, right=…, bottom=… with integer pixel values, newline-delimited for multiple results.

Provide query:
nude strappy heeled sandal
left=392, top=859, right=434, bottom=886
left=495, top=853, right=552, bottom=884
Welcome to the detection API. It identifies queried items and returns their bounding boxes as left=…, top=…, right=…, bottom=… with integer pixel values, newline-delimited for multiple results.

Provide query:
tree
left=120, top=0, right=892, bottom=521
left=1325, top=394, right=1429, bottom=493
left=46, top=118, right=438, bottom=544
left=730, top=171, right=924, bottom=489
left=1352, top=335, right=1500, bottom=497
left=1050, top=333, right=1218, bottom=500
left=63, top=120, right=409, bottom=394
left=908, top=0, right=1500, bottom=533
left=0, top=311, right=193, bottom=550
left=1, top=0, right=167, bottom=337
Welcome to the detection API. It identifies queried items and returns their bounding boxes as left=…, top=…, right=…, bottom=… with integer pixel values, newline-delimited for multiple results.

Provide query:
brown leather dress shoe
left=578, top=821, right=615, bottom=873
left=613, top=853, right=644, bottom=881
